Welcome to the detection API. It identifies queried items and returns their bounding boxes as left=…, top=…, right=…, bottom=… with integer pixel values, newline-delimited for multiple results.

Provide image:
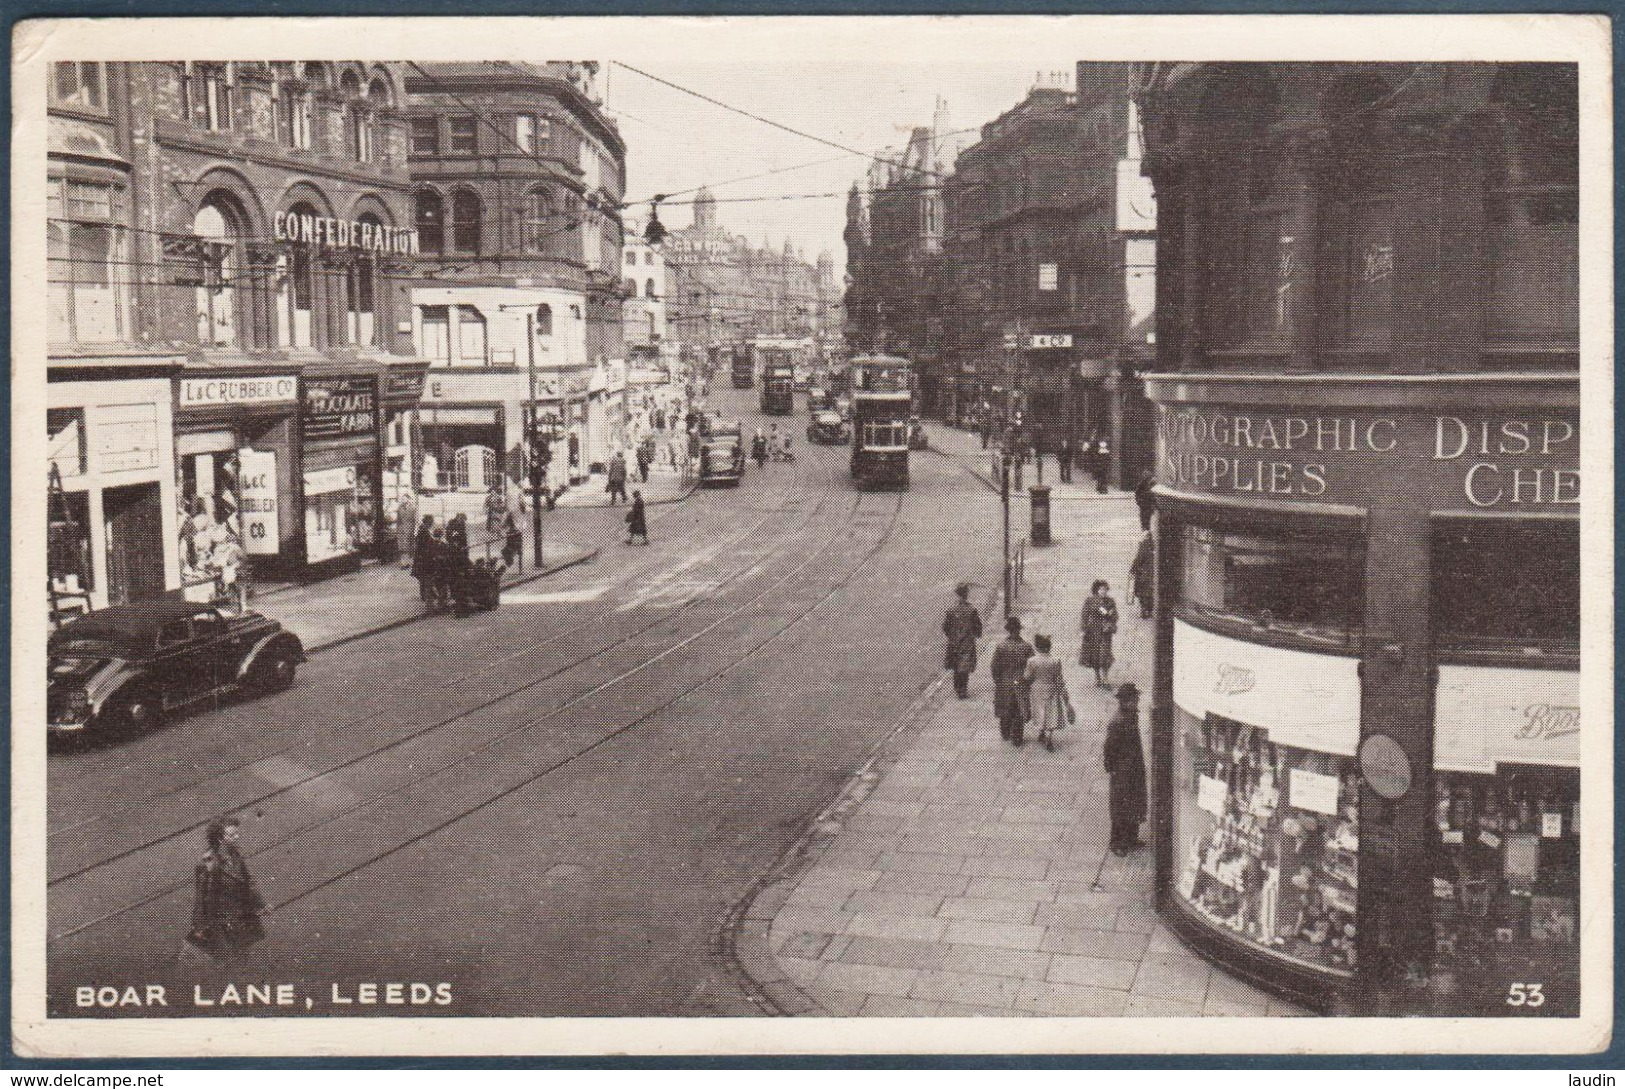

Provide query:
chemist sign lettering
left=1158, top=407, right=1579, bottom=510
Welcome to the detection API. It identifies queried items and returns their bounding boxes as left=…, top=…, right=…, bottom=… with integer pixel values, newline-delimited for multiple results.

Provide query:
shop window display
left=1426, top=766, right=1580, bottom=1014
left=1180, top=525, right=1362, bottom=647
left=303, top=463, right=376, bottom=564
left=1174, top=710, right=1360, bottom=976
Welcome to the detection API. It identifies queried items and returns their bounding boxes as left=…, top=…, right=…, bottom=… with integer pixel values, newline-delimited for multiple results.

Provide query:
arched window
left=645, top=278, right=657, bottom=300
left=415, top=190, right=444, bottom=254
left=348, top=212, right=384, bottom=346
left=624, top=278, right=638, bottom=297
left=450, top=190, right=482, bottom=254
left=525, top=187, right=554, bottom=253
left=193, top=197, right=241, bottom=347
left=535, top=303, right=553, bottom=336
left=340, top=71, right=366, bottom=161
left=280, top=201, right=320, bottom=348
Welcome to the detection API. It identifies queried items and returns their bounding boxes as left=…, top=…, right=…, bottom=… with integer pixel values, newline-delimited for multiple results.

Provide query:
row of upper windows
left=624, top=249, right=656, bottom=266
left=623, top=279, right=659, bottom=299
left=414, top=187, right=622, bottom=260
left=410, top=113, right=552, bottom=156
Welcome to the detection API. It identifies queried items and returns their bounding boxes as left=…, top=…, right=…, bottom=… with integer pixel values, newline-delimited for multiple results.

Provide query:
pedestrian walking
left=484, top=483, right=506, bottom=537
left=979, top=408, right=992, bottom=450
left=1104, top=684, right=1148, bottom=855
left=502, top=510, right=523, bottom=568
left=1094, top=437, right=1112, bottom=494
left=1023, top=634, right=1076, bottom=751
left=185, top=816, right=266, bottom=963
left=444, top=516, right=470, bottom=610
left=1129, top=533, right=1155, bottom=620
left=1058, top=437, right=1074, bottom=483
left=1134, top=471, right=1156, bottom=531
left=396, top=490, right=418, bottom=568
left=412, top=515, right=438, bottom=606
left=626, top=490, right=649, bottom=545
left=941, top=582, right=983, bottom=699
left=989, top=614, right=1035, bottom=746
left=636, top=442, right=652, bottom=484
left=1079, top=579, right=1120, bottom=687
left=752, top=429, right=769, bottom=469
left=606, top=451, right=629, bottom=504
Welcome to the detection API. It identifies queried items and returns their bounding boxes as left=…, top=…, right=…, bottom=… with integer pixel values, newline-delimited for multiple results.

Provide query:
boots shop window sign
left=304, top=378, right=377, bottom=442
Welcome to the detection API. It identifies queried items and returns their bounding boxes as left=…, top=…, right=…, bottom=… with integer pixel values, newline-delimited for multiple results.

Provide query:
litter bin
left=1029, top=484, right=1051, bottom=546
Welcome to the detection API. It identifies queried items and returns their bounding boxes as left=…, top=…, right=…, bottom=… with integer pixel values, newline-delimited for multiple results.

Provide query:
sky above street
left=604, top=58, right=1085, bottom=276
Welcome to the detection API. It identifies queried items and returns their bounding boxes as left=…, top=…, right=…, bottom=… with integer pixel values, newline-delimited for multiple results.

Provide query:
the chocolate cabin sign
left=1158, top=408, right=1579, bottom=510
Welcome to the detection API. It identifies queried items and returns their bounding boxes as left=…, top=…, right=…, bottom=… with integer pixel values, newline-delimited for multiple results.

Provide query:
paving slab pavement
left=732, top=431, right=1310, bottom=1018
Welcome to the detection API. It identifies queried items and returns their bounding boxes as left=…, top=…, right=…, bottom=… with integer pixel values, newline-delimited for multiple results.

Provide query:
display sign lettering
left=181, top=376, right=298, bottom=408
left=1434, top=664, right=1580, bottom=773
left=303, top=378, right=377, bottom=442
left=238, top=448, right=279, bottom=555
left=1028, top=333, right=1073, bottom=349
left=1289, top=768, right=1341, bottom=816
left=273, top=211, right=417, bottom=256
left=1197, top=774, right=1228, bottom=817
left=303, top=465, right=358, bottom=496
left=1159, top=407, right=1579, bottom=510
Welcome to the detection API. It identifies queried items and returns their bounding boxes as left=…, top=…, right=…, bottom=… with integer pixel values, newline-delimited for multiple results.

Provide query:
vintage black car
left=49, top=600, right=305, bottom=740
left=807, top=410, right=850, bottom=445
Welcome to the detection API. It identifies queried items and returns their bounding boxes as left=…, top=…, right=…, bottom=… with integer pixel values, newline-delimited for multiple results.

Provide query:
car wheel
left=254, top=650, right=297, bottom=694
left=108, top=693, right=161, bottom=737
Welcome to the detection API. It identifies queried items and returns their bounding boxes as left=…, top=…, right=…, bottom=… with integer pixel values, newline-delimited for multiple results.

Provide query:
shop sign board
left=273, top=211, right=417, bottom=256
left=303, top=378, right=377, bottom=442
left=238, top=448, right=280, bottom=555
left=304, top=465, right=358, bottom=496
left=180, top=375, right=298, bottom=408
left=1173, top=620, right=1361, bottom=756
left=1434, top=664, right=1579, bottom=773
left=1028, top=333, right=1073, bottom=349
left=383, top=368, right=428, bottom=403
left=1157, top=405, right=1579, bottom=511
left=93, top=404, right=159, bottom=473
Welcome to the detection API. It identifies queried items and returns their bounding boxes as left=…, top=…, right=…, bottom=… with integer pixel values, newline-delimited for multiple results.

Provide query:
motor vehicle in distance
left=699, top=418, right=746, bottom=486
left=730, top=345, right=755, bottom=389
left=807, top=410, right=850, bottom=445
left=48, top=600, right=305, bottom=742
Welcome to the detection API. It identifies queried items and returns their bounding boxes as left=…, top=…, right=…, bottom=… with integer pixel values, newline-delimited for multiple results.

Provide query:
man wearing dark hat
left=942, top=582, right=984, bottom=700
left=989, top=614, right=1035, bottom=746
left=1104, top=683, right=1148, bottom=854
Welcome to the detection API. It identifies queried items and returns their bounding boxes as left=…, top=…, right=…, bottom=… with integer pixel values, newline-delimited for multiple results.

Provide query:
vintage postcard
left=12, top=13, right=1612, bottom=1058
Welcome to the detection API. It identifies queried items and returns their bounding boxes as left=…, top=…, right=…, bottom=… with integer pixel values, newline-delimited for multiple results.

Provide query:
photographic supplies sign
left=238, top=448, right=279, bottom=555
left=303, top=378, right=377, bottom=442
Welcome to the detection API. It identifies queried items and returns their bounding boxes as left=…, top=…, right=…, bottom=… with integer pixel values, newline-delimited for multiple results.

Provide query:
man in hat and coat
left=1105, top=683, right=1148, bottom=855
left=942, top=582, right=983, bottom=699
left=988, top=614, right=1035, bottom=746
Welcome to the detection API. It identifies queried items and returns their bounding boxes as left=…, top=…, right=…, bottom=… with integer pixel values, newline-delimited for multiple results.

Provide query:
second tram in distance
left=757, top=345, right=796, bottom=415
left=848, top=354, right=913, bottom=490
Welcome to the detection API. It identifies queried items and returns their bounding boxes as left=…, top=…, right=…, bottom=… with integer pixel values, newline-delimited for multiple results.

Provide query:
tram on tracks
left=730, top=345, right=755, bottom=389
left=848, top=354, right=913, bottom=490
left=757, top=345, right=796, bottom=415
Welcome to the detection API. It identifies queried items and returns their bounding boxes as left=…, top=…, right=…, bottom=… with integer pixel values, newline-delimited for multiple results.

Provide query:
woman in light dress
left=1023, top=633, right=1076, bottom=751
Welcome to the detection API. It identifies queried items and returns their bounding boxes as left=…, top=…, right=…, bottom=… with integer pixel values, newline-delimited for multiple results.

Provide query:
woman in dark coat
left=187, top=816, right=266, bottom=960
left=989, top=614, right=1035, bottom=746
left=626, top=491, right=649, bottom=545
left=1104, top=684, right=1148, bottom=855
left=411, top=515, right=438, bottom=605
left=1128, top=533, right=1155, bottom=620
left=1079, top=579, right=1120, bottom=687
left=941, top=582, right=983, bottom=700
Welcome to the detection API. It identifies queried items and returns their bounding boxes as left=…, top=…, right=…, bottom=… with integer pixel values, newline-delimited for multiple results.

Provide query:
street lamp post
left=1001, top=451, right=1012, bottom=616
left=525, top=312, right=550, bottom=569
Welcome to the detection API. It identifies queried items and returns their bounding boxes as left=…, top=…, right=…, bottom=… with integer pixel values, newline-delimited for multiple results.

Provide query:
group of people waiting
left=409, top=512, right=503, bottom=614
left=943, top=580, right=1148, bottom=857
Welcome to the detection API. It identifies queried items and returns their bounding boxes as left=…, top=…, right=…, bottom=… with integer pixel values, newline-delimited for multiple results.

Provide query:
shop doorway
left=103, top=482, right=165, bottom=605
left=450, top=445, right=497, bottom=492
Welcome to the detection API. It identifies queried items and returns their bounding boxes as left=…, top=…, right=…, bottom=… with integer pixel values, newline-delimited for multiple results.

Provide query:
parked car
left=48, top=600, right=305, bottom=742
left=807, top=410, right=850, bottom=445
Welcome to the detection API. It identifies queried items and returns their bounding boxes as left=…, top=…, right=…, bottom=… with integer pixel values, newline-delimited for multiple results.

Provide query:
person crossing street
left=625, top=490, right=649, bottom=545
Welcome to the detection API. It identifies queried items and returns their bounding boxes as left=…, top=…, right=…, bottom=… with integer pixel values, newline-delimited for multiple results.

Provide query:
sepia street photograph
left=13, top=14, right=1611, bottom=1059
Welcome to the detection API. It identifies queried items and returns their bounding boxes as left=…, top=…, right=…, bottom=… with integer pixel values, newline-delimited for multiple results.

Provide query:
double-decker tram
left=730, top=345, right=755, bottom=389
left=848, top=354, right=913, bottom=490
left=757, top=346, right=796, bottom=415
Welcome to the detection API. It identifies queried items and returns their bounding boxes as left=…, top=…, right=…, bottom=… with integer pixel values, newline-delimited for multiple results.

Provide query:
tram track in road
left=45, top=424, right=849, bottom=921
left=48, top=469, right=902, bottom=952
left=46, top=429, right=835, bottom=859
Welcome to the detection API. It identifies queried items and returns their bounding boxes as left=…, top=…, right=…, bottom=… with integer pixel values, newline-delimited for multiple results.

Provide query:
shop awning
left=1173, top=620, right=1361, bottom=756
left=1434, top=664, right=1579, bottom=773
